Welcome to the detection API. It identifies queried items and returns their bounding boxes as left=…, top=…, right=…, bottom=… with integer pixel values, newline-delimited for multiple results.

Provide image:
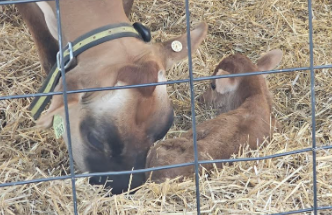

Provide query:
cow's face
left=36, top=23, right=207, bottom=193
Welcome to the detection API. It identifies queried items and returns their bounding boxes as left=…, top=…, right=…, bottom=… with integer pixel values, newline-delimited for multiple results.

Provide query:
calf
left=145, top=50, right=282, bottom=182
left=16, top=0, right=207, bottom=193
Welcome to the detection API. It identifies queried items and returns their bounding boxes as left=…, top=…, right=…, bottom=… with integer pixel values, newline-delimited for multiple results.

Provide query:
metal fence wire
left=1, top=0, right=332, bottom=214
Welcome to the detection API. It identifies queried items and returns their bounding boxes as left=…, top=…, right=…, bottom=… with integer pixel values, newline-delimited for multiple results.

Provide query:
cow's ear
left=161, top=22, right=208, bottom=70
left=256, top=49, right=283, bottom=72
left=36, top=74, right=84, bottom=128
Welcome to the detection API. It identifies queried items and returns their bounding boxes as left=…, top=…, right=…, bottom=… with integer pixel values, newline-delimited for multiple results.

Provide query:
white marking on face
left=90, top=76, right=169, bottom=119
left=36, top=2, right=58, bottom=40
left=158, top=70, right=166, bottom=82
left=157, top=70, right=167, bottom=94
left=215, top=69, right=239, bottom=94
left=91, top=81, right=132, bottom=114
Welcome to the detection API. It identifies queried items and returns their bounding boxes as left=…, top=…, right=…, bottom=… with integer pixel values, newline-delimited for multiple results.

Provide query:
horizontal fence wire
left=1, top=144, right=331, bottom=188
left=1, top=65, right=332, bottom=101
left=0, top=0, right=331, bottom=214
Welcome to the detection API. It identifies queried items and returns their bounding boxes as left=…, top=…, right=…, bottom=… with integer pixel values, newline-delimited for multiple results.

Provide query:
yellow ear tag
left=171, top=40, right=183, bottom=52
left=53, top=115, right=65, bottom=139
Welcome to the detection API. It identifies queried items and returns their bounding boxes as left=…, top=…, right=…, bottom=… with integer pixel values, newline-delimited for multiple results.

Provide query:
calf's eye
left=210, top=82, right=216, bottom=90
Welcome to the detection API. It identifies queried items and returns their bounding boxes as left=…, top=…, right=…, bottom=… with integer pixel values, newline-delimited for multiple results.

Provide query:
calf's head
left=36, top=23, right=207, bottom=193
left=198, top=49, right=283, bottom=113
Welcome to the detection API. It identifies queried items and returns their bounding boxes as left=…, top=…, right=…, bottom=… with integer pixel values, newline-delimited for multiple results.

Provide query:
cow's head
left=36, top=22, right=207, bottom=193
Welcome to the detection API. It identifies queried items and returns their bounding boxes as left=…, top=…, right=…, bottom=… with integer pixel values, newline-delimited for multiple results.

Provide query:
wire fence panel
left=0, top=0, right=331, bottom=214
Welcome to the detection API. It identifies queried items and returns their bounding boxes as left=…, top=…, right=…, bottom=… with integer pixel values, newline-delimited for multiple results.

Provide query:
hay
left=0, top=0, right=332, bottom=214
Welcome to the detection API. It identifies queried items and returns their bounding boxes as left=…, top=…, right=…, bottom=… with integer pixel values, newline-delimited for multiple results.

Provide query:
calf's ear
left=162, top=22, right=208, bottom=70
left=256, top=49, right=283, bottom=72
left=36, top=73, right=83, bottom=128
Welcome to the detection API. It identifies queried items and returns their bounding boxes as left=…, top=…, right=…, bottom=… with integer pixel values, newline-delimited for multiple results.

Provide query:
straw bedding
left=0, top=0, right=331, bottom=214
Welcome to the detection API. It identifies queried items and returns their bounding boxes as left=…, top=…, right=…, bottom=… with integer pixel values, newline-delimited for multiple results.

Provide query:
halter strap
left=29, top=22, right=150, bottom=120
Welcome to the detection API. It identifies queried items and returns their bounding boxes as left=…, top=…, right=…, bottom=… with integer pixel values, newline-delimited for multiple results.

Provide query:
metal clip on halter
left=56, top=42, right=74, bottom=70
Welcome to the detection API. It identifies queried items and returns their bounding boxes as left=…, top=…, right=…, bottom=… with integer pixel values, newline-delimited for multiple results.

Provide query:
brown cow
left=16, top=0, right=207, bottom=193
left=145, top=50, right=282, bottom=182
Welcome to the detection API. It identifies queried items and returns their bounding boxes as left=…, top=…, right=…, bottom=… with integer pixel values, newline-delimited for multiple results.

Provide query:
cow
left=16, top=0, right=207, bottom=194
left=145, top=49, right=283, bottom=182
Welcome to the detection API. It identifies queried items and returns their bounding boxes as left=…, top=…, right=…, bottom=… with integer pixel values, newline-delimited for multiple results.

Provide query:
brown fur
left=16, top=3, right=58, bottom=74
left=16, top=0, right=134, bottom=74
left=117, top=61, right=159, bottom=97
left=122, top=0, right=134, bottom=17
left=145, top=50, right=282, bottom=182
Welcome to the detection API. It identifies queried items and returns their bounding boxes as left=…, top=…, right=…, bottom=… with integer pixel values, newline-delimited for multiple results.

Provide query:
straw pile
left=1, top=0, right=331, bottom=214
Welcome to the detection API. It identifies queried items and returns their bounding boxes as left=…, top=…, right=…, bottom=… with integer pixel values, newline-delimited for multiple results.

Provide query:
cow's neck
left=49, top=0, right=129, bottom=43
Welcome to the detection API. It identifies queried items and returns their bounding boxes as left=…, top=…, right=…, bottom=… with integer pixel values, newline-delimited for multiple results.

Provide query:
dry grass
left=1, top=0, right=332, bottom=214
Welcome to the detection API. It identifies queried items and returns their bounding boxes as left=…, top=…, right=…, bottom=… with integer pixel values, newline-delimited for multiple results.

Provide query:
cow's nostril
left=89, top=175, right=108, bottom=185
left=89, top=174, right=143, bottom=195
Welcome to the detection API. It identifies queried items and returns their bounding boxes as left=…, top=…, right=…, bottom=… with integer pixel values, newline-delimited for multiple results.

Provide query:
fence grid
left=0, top=0, right=331, bottom=214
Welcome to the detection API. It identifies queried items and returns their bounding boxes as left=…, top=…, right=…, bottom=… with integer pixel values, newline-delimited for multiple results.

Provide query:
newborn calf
left=145, top=50, right=282, bottom=182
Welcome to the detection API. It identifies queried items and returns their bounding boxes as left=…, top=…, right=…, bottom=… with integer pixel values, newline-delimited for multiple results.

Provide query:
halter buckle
left=56, top=42, right=74, bottom=70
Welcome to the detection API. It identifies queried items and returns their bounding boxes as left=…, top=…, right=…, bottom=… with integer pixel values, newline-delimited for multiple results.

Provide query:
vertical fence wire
left=54, top=0, right=78, bottom=214
left=307, top=0, right=318, bottom=214
left=184, top=0, right=201, bottom=213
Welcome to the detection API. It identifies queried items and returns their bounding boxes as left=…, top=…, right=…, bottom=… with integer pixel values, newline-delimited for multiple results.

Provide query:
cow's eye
left=81, top=92, right=93, bottom=104
left=210, top=82, right=216, bottom=90
left=87, top=132, right=104, bottom=151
